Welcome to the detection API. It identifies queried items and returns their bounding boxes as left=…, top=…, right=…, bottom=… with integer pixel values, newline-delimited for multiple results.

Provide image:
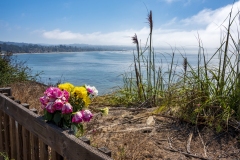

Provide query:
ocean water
left=14, top=51, right=134, bottom=95
left=14, top=50, right=217, bottom=95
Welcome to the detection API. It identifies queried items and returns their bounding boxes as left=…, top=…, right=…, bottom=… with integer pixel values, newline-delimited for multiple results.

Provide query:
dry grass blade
left=186, top=131, right=193, bottom=153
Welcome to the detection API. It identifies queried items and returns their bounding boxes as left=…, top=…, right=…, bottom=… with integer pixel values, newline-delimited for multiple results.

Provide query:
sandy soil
left=10, top=81, right=240, bottom=160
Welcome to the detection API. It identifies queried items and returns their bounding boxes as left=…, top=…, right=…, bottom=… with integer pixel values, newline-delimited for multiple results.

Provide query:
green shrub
left=0, top=51, right=36, bottom=87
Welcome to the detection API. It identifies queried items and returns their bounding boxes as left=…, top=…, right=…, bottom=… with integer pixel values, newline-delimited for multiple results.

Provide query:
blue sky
left=0, top=0, right=239, bottom=49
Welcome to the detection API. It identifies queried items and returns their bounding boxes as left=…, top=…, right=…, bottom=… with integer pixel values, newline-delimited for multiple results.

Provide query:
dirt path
left=86, top=106, right=240, bottom=160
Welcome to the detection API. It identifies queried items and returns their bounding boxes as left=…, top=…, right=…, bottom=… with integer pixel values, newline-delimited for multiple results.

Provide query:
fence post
left=21, top=103, right=31, bottom=160
left=39, top=140, right=48, bottom=160
left=3, top=113, right=10, bottom=158
left=30, top=109, right=39, bottom=160
left=10, top=116, right=17, bottom=159
left=51, top=151, right=64, bottom=160
left=31, top=133, right=39, bottom=160
left=0, top=87, right=12, bottom=97
left=98, top=147, right=112, bottom=157
left=12, top=100, right=24, bottom=160
left=79, top=137, right=90, bottom=145
left=0, top=109, right=4, bottom=160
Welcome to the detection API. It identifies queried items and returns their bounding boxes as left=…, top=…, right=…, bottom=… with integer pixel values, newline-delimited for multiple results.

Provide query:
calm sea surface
left=14, top=50, right=217, bottom=95
left=14, top=51, right=134, bottom=94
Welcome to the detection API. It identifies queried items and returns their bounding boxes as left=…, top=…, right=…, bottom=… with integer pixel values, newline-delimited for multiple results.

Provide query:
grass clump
left=112, top=6, right=240, bottom=131
left=0, top=51, right=38, bottom=87
left=0, top=152, right=10, bottom=160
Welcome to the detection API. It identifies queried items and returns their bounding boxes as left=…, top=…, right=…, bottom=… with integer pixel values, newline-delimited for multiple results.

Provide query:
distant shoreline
left=11, top=50, right=132, bottom=54
left=0, top=41, right=134, bottom=54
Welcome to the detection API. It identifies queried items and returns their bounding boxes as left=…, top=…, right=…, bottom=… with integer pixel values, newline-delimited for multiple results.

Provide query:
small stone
left=146, top=116, right=155, bottom=126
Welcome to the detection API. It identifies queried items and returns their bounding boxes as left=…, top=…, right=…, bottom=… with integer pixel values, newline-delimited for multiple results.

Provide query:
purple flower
left=72, top=111, right=83, bottom=123
left=81, top=110, right=93, bottom=122
left=45, top=102, right=55, bottom=113
left=53, top=99, right=64, bottom=110
left=62, top=102, right=73, bottom=114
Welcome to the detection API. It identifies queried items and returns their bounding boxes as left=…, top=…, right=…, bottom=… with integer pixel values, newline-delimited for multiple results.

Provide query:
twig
left=107, top=127, right=154, bottom=133
left=163, top=147, right=210, bottom=160
left=186, top=131, right=193, bottom=153
left=197, top=127, right=208, bottom=158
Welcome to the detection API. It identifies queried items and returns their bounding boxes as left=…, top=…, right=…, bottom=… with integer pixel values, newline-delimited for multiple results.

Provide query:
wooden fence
left=0, top=87, right=112, bottom=160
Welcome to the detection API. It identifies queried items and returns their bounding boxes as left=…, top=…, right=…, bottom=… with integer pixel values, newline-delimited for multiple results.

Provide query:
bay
left=14, top=51, right=133, bottom=95
left=14, top=50, right=218, bottom=95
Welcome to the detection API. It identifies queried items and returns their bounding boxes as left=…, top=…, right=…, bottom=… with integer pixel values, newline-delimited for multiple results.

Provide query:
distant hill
left=0, top=41, right=134, bottom=53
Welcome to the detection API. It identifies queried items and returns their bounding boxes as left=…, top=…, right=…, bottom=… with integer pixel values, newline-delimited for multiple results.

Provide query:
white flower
left=85, top=85, right=98, bottom=96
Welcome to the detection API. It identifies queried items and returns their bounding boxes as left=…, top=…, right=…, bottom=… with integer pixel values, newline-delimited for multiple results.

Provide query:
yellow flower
left=83, top=96, right=91, bottom=107
left=71, top=86, right=87, bottom=99
left=58, top=83, right=74, bottom=92
left=100, top=107, right=109, bottom=116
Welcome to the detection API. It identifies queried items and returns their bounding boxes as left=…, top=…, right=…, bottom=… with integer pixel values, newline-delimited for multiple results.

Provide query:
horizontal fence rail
left=0, top=88, right=112, bottom=160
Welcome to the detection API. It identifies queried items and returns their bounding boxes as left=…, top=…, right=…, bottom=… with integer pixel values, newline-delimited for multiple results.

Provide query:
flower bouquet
left=39, top=82, right=98, bottom=135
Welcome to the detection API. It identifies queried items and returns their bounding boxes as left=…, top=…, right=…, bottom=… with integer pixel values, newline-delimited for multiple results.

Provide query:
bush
left=0, top=51, right=35, bottom=87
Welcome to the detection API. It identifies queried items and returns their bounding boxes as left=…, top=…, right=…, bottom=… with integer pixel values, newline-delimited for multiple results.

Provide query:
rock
left=146, top=116, right=155, bottom=126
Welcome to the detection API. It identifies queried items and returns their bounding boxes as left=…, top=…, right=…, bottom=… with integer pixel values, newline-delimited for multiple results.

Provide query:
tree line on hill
left=0, top=42, right=131, bottom=53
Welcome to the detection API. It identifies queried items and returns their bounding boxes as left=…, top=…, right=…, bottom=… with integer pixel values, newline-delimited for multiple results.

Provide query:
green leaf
left=44, top=110, right=53, bottom=121
left=63, top=114, right=71, bottom=121
left=53, top=112, right=61, bottom=124
left=77, top=123, right=84, bottom=136
left=71, top=124, right=78, bottom=135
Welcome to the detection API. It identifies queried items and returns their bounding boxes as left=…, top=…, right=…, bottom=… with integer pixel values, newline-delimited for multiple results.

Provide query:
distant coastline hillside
left=0, top=41, right=133, bottom=53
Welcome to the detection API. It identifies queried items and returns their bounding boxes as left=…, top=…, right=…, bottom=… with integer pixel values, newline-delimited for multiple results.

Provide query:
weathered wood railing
left=0, top=87, right=112, bottom=160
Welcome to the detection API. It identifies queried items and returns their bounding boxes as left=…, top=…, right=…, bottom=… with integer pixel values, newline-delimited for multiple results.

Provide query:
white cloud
left=40, top=1, right=240, bottom=50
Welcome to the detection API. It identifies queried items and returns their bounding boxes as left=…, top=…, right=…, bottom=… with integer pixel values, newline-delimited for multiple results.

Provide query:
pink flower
left=39, top=95, right=49, bottom=105
left=41, top=104, right=46, bottom=110
left=81, top=110, right=93, bottom=122
left=72, top=111, right=83, bottom=123
left=44, top=87, right=63, bottom=99
left=45, top=102, right=55, bottom=113
left=52, top=87, right=63, bottom=99
left=62, top=90, right=70, bottom=102
left=53, top=99, right=64, bottom=110
left=62, top=102, right=73, bottom=114
left=44, top=87, right=54, bottom=96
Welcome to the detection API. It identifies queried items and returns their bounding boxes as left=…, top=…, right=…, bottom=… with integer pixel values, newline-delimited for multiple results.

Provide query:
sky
left=0, top=0, right=239, bottom=50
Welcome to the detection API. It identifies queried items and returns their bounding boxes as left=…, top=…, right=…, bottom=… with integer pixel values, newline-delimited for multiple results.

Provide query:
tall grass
left=112, top=8, right=240, bottom=131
